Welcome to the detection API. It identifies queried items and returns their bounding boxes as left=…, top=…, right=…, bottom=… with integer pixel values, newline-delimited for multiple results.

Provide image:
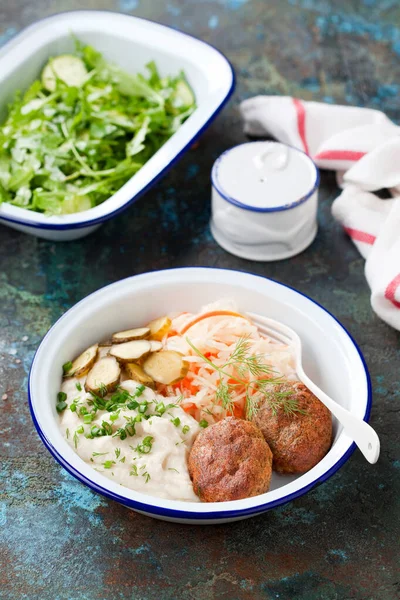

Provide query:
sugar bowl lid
left=211, top=141, right=319, bottom=212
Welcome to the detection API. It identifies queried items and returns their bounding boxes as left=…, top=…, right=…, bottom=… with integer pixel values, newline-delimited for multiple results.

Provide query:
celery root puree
left=60, top=377, right=200, bottom=501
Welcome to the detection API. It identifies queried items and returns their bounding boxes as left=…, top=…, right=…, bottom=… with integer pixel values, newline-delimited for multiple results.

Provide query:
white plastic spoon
left=248, top=311, right=380, bottom=464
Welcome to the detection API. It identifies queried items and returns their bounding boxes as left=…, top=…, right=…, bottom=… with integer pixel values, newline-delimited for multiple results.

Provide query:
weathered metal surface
left=0, top=1, right=399, bottom=599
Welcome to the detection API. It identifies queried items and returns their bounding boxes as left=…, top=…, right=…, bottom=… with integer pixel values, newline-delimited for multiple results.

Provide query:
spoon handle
left=298, top=367, right=380, bottom=464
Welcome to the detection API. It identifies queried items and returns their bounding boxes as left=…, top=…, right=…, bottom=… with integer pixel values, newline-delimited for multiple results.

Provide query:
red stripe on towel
left=344, top=227, right=376, bottom=245
left=314, top=150, right=366, bottom=161
left=385, top=273, right=400, bottom=309
left=292, top=98, right=309, bottom=155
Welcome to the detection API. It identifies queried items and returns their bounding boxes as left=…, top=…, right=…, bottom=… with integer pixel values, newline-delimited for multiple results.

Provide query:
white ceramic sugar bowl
left=210, top=142, right=320, bottom=261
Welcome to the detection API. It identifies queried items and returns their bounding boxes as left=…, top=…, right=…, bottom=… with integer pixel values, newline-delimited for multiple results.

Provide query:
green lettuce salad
left=0, top=42, right=195, bottom=215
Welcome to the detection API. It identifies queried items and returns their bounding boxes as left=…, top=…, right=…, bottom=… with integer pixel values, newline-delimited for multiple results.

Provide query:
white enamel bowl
left=29, top=268, right=372, bottom=524
left=0, top=11, right=234, bottom=241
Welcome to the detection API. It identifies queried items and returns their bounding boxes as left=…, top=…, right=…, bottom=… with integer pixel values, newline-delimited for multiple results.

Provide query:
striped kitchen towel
left=240, top=96, right=400, bottom=330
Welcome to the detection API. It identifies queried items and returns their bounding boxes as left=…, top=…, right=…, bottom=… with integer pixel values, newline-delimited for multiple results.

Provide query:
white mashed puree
left=59, top=377, right=200, bottom=502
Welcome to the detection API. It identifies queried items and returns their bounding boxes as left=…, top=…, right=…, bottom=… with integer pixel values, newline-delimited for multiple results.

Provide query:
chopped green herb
left=112, top=415, right=136, bottom=440
left=142, top=471, right=151, bottom=483
left=79, top=406, right=88, bottom=416
left=135, top=436, right=154, bottom=455
left=75, top=381, right=82, bottom=391
left=166, top=402, right=181, bottom=410
left=85, top=420, right=112, bottom=438
left=130, top=464, right=138, bottom=477
left=182, top=425, right=190, bottom=434
left=119, top=456, right=126, bottom=463
left=89, top=425, right=102, bottom=438
left=92, top=452, right=109, bottom=457
left=168, top=468, right=179, bottom=473
left=106, top=386, right=144, bottom=411
left=115, top=448, right=121, bottom=459
left=199, top=419, right=209, bottom=428
left=103, top=460, right=116, bottom=469
left=66, top=428, right=70, bottom=439
left=155, top=401, right=166, bottom=415
left=70, top=403, right=77, bottom=412
left=127, top=399, right=139, bottom=410
left=138, top=401, right=148, bottom=414
left=98, top=383, right=108, bottom=398
left=101, top=421, right=113, bottom=435
left=56, top=391, right=68, bottom=412
left=170, top=417, right=181, bottom=427
left=203, top=407, right=216, bottom=417
left=83, top=413, right=94, bottom=424
left=62, top=361, right=73, bottom=375
left=73, top=426, right=83, bottom=449
left=56, top=400, right=67, bottom=413
left=88, top=391, right=107, bottom=411
left=113, top=427, right=127, bottom=441
left=110, top=411, right=120, bottom=422
left=125, top=417, right=137, bottom=435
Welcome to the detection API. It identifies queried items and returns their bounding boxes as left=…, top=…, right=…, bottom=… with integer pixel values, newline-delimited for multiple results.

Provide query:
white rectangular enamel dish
left=0, top=11, right=234, bottom=241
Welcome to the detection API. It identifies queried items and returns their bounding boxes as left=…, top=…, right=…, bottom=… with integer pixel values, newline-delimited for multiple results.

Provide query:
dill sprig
left=187, top=336, right=303, bottom=419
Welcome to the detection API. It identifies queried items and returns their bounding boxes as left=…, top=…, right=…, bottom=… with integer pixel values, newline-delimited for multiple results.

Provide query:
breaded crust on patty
left=188, top=417, right=273, bottom=502
left=252, top=380, right=332, bottom=474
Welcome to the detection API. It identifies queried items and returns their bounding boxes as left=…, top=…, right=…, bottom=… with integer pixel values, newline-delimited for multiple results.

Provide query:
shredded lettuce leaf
left=0, top=41, right=196, bottom=215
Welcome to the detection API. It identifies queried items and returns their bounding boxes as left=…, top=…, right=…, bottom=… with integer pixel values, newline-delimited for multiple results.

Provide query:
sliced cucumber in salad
left=172, top=79, right=195, bottom=108
left=42, top=55, right=88, bottom=92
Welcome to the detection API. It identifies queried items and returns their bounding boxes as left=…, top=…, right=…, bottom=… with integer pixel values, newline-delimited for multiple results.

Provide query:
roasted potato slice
left=149, top=340, right=163, bottom=352
left=124, top=363, right=155, bottom=389
left=109, top=340, right=151, bottom=363
left=142, top=350, right=189, bottom=385
left=63, top=344, right=98, bottom=378
left=97, top=346, right=112, bottom=359
left=85, top=356, right=121, bottom=395
left=147, top=316, right=171, bottom=341
left=112, top=327, right=150, bottom=343
left=98, top=340, right=113, bottom=347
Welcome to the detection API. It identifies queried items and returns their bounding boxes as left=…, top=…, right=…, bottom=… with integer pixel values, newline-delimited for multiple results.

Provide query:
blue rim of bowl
left=28, top=267, right=372, bottom=520
left=0, top=11, right=235, bottom=231
left=211, top=142, right=320, bottom=213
